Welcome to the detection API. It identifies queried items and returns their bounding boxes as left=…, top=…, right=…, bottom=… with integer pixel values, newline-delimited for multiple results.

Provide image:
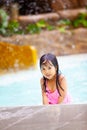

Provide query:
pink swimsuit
left=46, top=86, right=71, bottom=104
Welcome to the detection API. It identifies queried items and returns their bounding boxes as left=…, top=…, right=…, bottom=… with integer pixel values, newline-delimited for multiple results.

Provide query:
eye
left=41, top=67, right=45, bottom=71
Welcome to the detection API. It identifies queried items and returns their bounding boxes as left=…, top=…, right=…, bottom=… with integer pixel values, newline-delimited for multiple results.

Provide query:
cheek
left=41, top=70, right=45, bottom=75
left=52, top=69, right=56, bottom=74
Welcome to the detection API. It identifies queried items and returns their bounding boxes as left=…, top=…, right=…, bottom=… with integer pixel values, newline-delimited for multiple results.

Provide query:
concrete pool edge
left=0, top=103, right=87, bottom=130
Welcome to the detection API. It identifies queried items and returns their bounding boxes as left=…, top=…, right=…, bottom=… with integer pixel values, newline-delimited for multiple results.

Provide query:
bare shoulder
left=58, top=74, right=67, bottom=93
left=40, top=78, right=45, bottom=92
left=59, top=74, right=65, bottom=83
left=59, top=74, right=68, bottom=88
left=40, top=77, right=44, bottom=85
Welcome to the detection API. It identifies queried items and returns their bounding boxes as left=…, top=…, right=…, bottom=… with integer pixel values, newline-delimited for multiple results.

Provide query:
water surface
left=0, top=54, right=87, bottom=106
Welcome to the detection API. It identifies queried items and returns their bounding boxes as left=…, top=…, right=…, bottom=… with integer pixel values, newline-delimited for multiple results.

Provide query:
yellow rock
left=0, top=42, right=38, bottom=71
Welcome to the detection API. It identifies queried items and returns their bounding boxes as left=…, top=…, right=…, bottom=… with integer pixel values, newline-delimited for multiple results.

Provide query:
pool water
left=0, top=54, right=87, bottom=106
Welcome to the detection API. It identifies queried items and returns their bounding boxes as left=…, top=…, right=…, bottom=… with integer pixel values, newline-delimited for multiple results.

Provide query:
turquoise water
left=0, top=54, right=87, bottom=106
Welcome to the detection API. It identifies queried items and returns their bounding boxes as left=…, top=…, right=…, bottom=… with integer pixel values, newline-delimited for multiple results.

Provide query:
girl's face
left=41, top=60, right=57, bottom=80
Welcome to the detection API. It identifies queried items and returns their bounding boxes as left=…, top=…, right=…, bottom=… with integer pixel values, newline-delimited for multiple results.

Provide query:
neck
left=46, top=75, right=57, bottom=90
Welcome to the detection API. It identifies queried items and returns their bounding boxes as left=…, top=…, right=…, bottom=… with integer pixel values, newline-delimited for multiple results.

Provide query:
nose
left=45, top=69, right=50, bottom=75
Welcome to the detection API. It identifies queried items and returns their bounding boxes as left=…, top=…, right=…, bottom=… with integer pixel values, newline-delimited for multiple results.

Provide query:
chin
left=47, top=76, right=53, bottom=80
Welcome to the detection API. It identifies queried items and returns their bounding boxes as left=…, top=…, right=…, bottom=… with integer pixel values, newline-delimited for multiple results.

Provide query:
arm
left=40, top=78, right=49, bottom=105
left=58, top=75, right=67, bottom=104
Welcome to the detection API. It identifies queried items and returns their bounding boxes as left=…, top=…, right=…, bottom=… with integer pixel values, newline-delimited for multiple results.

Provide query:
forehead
left=41, top=60, right=53, bottom=67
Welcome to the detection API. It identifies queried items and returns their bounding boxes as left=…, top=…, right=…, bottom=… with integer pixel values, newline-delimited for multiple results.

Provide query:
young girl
left=39, top=53, right=71, bottom=105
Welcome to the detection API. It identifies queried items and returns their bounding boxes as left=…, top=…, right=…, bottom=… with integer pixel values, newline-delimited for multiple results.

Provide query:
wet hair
left=40, top=53, right=64, bottom=96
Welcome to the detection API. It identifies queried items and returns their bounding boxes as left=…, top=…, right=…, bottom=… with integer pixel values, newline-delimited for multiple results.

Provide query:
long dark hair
left=40, top=53, right=64, bottom=96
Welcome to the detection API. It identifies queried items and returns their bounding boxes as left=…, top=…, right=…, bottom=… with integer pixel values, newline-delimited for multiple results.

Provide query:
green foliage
left=0, top=9, right=8, bottom=28
left=47, top=25, right=55, bottom=31
left=57, top=19, right=71, bottom=26
left=58, top=27, right=66, bottom=33
left=26, top=23, right=41, bottom=34
left=36, top=20, right=55, bottom=31
left=36, top=20, right=47, bottom=28
left=57, top=19, right=71, bottom=32
left=72, top=13, right=87, bottom=27
left=8, top=21, right=19, bottom=32
left=7, top=20, right=24, bottom=35
left=0, top=9, right=8, bottom=35
left=0, top=9, right=87, bottom=37
left=0, top=9, right=24, bottom=36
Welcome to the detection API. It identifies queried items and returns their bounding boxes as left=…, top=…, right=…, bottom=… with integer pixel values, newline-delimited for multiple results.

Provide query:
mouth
left=46, top=74, right=51, bottom=77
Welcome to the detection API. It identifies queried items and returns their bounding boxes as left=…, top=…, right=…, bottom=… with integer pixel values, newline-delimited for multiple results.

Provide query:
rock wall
left=0, top=28, right=87, bottom=58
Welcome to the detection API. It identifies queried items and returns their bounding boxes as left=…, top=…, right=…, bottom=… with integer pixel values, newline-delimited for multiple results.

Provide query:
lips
left=46, top=74, right=51, bottom=77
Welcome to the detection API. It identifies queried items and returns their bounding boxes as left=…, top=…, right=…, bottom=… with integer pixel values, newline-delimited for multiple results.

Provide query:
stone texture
left=0, top=104, right=87, bottom=130
left=0, top=28, right=87, bottom=58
